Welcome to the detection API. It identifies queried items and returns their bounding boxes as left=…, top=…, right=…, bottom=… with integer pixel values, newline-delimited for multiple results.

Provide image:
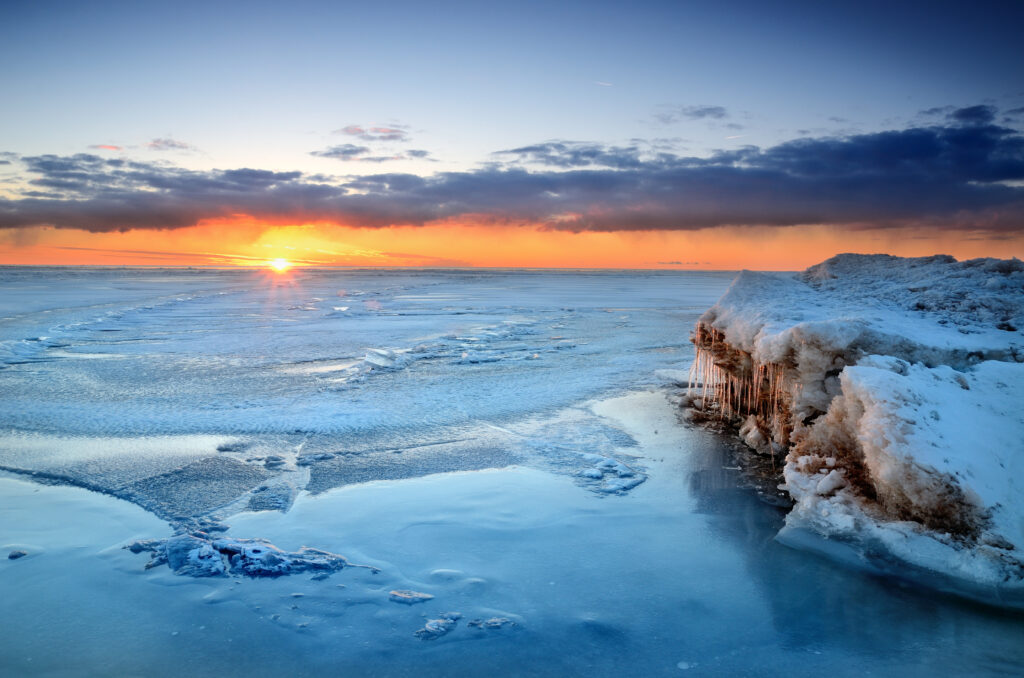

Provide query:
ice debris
left=414, top=612, right=462, bottom=640
left=577, top=453, right=645, bottom=494
left=296, top=452, right=335, bottom=466
left=389, top=589, right=434, bottom=605
left=126, top=533, right=380, bottom=578
left=216, top=441, right=251, bottom=453
left=467, top=617, right=516, bottom=630
left=362, top=348, right=409, bottom=370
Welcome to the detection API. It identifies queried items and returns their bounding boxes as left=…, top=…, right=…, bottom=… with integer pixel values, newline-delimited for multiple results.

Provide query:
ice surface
left=2, top=267, right=1023, bottom=676
left=1, top=268, right=722, bottom=525
left=692, top=254, right=1024, bottom=604
left=4, top=394, right=1024, bottom=676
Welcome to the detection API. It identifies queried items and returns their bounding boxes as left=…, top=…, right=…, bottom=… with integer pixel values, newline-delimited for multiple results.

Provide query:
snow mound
left=127, top=533, right=381, bottom=578
left=690, top=253, right=1024, bottom=606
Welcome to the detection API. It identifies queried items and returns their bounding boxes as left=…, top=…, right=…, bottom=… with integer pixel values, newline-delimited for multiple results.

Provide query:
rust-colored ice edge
left=689, top=321, right=793, bottom=451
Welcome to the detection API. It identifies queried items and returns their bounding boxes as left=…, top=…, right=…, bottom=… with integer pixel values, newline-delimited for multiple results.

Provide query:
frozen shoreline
left=688, top=254, right=1024, bottom=607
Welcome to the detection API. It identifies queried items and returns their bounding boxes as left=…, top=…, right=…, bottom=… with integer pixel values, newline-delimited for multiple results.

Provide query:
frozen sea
left=1, top=267, right=1022, bottom=677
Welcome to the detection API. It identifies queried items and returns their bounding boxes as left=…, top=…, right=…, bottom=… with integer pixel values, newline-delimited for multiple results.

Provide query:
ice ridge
left=687, top=253, right=1024, bottom=607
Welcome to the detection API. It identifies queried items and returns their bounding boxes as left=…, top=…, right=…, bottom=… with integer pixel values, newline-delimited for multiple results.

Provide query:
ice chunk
left=127, top=533, right=380, bottom=578
left=467, top=617, right=516, bottom=630
left=363, top=348, right=408, bottom=369
left=414, top=612, right=462, bottom=640
left=814, top=469, right=847, bottom=496
left=389, top=589, right=434, bottom=605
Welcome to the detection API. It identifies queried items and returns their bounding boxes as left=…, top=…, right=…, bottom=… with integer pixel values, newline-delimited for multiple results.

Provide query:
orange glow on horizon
left=268, top=258, right=291, bottom=272
left=0, top=220, right=1021, bottom=270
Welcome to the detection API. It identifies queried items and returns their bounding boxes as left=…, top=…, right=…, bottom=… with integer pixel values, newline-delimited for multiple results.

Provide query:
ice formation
left=688, top=254, right=1024, bottom=604
left=414, top=612, right=462, bottom=640
left=127, top=533, right=381, bottom=578
left=466, top=617, right=516, bottom=630
left=389, top=589, right=435, bottom=605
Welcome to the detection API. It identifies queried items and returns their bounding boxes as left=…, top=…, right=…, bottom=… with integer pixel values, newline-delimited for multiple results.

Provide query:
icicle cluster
left=689, top=321, right=792, bottom=447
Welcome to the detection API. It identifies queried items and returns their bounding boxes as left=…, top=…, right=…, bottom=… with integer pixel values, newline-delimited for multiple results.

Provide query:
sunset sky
left=1, top=0, right=1022, bottom=269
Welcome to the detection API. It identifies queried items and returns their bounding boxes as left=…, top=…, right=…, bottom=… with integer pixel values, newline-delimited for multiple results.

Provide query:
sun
left=268, top=258, right=291, bottom=272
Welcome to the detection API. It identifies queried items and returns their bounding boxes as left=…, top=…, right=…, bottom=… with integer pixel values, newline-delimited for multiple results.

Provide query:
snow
left=704, top=254, right=1023, bottom=369
left=693, top=254, right=1024, bottom=604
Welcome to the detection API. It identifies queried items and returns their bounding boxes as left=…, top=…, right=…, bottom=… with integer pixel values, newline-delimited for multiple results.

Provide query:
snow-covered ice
left=690, top=254, right=1024, bottom=605
left=2, top=266, right=1023, bottom=676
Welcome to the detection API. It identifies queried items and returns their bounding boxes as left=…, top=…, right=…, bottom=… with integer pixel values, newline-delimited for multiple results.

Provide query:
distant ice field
left=0, top=268, right=726, bottom=436
left=0, top=268, right=730, bottom=514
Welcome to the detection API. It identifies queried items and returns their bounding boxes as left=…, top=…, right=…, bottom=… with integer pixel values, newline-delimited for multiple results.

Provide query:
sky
left=1, top=0, right=1022, bottom=269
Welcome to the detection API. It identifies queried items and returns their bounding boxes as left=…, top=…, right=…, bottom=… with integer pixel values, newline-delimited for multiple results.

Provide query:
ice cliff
left=688, top=254, right=1024, bottom=606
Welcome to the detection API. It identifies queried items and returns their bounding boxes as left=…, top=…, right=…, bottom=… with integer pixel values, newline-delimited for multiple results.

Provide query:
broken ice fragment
left=126, top=533, right=380, bottom=578
left=467, top=617, right=516, bottom=630
left=414, top=612, right=462, bottom=640
left=389, top=589, right=434, bottom=605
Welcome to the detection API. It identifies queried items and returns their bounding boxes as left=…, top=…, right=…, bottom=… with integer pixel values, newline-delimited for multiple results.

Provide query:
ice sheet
left=2, top=267, right=1023, bottom=676
left=0, top=268, right=728, bottom=521
left=3, top=393, right=1024, bottom=676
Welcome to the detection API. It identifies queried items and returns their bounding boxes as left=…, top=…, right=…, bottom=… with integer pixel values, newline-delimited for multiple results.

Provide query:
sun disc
left=269, top=258, right=291, bottom=272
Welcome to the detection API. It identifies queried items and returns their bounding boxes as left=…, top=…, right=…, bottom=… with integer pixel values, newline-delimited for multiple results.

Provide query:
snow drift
left=689, top=254, right=1024, bottom=605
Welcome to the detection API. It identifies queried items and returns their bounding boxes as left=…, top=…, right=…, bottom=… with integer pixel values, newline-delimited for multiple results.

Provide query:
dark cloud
left=655, top=105, right=728, bottom=124
left=922, top=105, right=1003, bottom=127
left=333, top=124, right=410, bottom=142
left=3, top=107, right=1023, bottom=234
left=495, top=141, right=650, bottom=169
left=949, top=105, right=997, bottom=126
left=311, top=145, right=432, bottom=163
left=1005, top=106, right=1024, bottom=117
left=311, top=144, right=371, bottom=160
left=360, top=155, right=405, bottom=163
left=147, top=138, right=193, bottom=151
left=318, top=124, right=424, bottom=162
